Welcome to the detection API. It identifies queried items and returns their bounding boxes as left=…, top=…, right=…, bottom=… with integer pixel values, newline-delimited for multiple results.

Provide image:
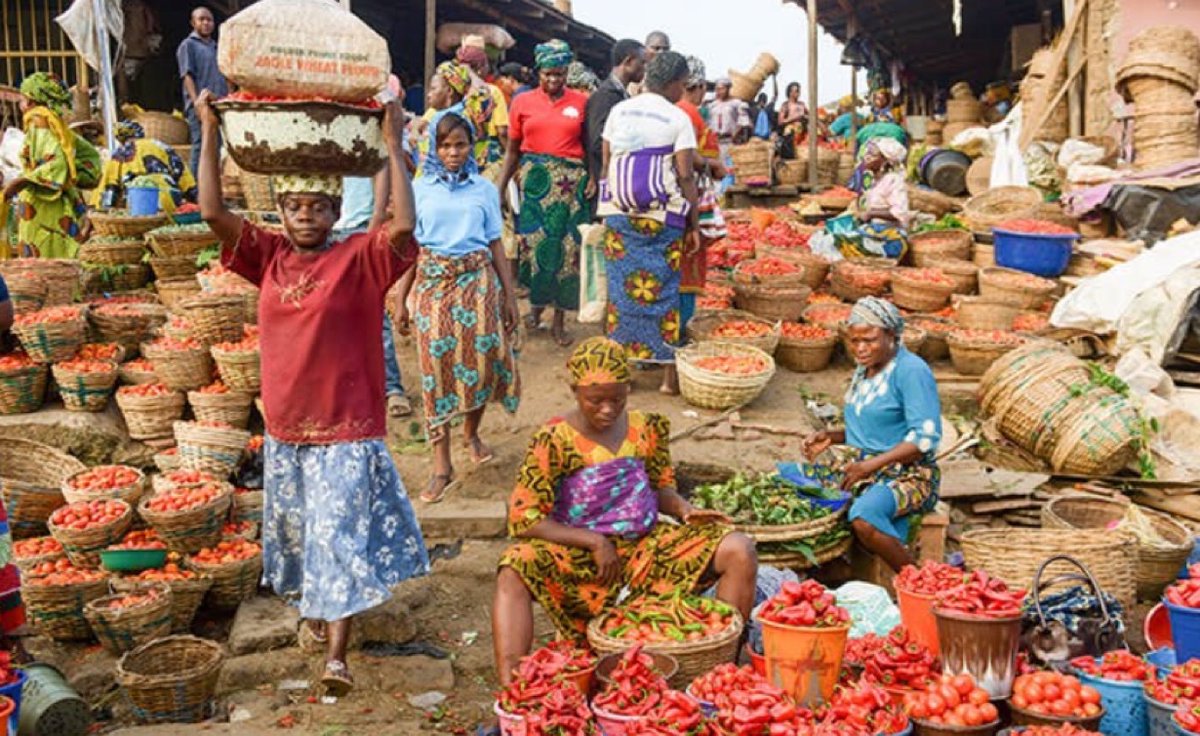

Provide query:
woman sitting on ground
left=802, top=298, right=941, bottom=572
left=492, top=337, right=757, bottom=684
left=90, top=120, right=197, bottom=214
left=839, top=137, right=911, bottom=260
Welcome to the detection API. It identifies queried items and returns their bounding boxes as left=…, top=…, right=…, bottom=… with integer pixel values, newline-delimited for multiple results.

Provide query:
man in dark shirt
left=177, top=6, right=229, bottom=174
left=583, top=39, right=645, bottom=215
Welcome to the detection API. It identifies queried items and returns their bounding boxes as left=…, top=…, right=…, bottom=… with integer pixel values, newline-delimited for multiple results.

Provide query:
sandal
left=466, top=436, right=495, bottom=466
left=298, top=620, right=327, bottom=654
left=321, top=659, right=354, bottom=697
left=387, top=394, right=414, bottom=418
left=420, top=473, right=459, bottom=504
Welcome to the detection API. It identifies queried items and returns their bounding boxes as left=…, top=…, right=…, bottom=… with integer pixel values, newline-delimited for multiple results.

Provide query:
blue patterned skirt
left=602, top=215, right=683, bottom=363
left=262, top=437, right=430, bottom=621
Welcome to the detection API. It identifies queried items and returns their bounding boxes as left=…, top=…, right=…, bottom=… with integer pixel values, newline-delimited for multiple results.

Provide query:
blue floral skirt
left=262, top=437, right=430, bottom=621
left=603, top=215, right=683, bottom=364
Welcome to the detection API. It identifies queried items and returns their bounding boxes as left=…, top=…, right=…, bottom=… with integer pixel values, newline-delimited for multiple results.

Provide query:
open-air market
left=3, top=0, right=1200, bottom=734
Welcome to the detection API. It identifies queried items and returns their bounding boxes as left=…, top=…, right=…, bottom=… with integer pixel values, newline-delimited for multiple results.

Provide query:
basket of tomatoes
left=153, top=447, right=181, bottom=473
left=687, top=310, right=782, bottom=355
left=0, top=351, right=49, bottom=415
left=62, top=465, right=147, bottom=506
left=90, top=302, right=169, bottom=357
left=188, top=538, right=263, bottom=609
left=977, top=267, right=1057, bottom=310
left=48, top=498, right=134, bottom=568
left=113, top=561, right=213, bottom=633
left=1009, top=670, right=1104, bottom=732
left=21, top=558, right=109, bottom=641
left=51, top=358, right=119, bottom=412
left=141, top=337, right=213, bottom=393
left=892, top=268, right=957, bottom=313
left=925, top=257, right=979, bottom=296
left=831, top=258, right=896, bottom=302
left=116, top=383, right=186, bottom=441
left=732, top=258, right=813, bottom=323
left=232, top=487, right=264, bottom=525
left=187, top=381, right=254, bottom=430
left=139, top=482, right=234, bottom=554
left=209, top=331, right=261, bottom=394
left=776, top=323, right=838, bottom=373
left=11, top=306, right=89, bottom=364
left=12, top=536, right=66, bottom=574
left=83, top=583, right=173, bottom=656
left=676, top=342, right=775, bottom=410
left=118, top=357, right=161, bottom=386
left=946, top=329, right=1026, bottom=376
left=903, top=673, right=1001, bottom=736
left=909, top=230, right=973, bottom=267
left=176, top=294, right=246, bottom=347
left=802, top=303, right=854, bottom=332
left=173, top=420, right=252, bottom=477
left=150, top=469, right=219, bottom=496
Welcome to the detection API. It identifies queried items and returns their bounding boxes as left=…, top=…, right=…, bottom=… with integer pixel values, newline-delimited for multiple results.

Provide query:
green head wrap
left=20, top=72, right=70, bottom=115
left=534, top=40, right=574, bottom=70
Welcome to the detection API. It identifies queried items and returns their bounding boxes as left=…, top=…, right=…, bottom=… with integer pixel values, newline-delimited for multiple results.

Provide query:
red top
left=222, top=222, right=417, bottom=445
left=508, top=88, right=589, bottom=160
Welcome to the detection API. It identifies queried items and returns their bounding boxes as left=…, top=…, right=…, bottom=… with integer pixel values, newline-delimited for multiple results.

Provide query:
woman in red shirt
left=498, top=39, right=594, bottom=347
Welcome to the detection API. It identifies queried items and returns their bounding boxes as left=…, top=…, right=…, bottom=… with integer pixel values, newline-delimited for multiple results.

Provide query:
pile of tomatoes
left=950, top=328, right=1025, bottom=347
left=836, top=263, right=890, bottom=290
left=147, top=336, right=203, bottom=352
left=807, top=293, right=841, bottom=305
left=54, top=359, right=115, bottom=375
left=804, top=305, right=853, bottom=328
left=213, top=333, right=260, bottom=353
left=859, top=627, right=938, bottom=690
left=67, top=465, right=141, bottom=493
left=0, top=352, right=38, bottom=371
left=144, top=483, right=227, bottom=514
left=761, top=221, right=811, bottom=249
left=1069, top=650, right=1152, bottom=682
left=122, top=358, right=156, bottom=374
left=130, top=562, right=197, bottom=582
left=995, top=219, right=1078, bottom=236
left=50, top=499, right=129, bottom=531
left=92, top=303, right=155, bottom=318
left=821, top=679, right=908, bottom=735
left=1146, top=659, right=1200, bottom=704
left=715, top=684, right=807, bottom=735
left=781, top=324, right=833, bottom=341
left=111, top=529, right=166, bottom=551
left=1013, top=726, right=1101, bottom=736
left=76, top=343, right=122, bottom=361
left=26, top=558, right=106, bottom=586
left=197, top=381, right=231, bottom=394
left=592, top=645, right=671, bottom=717
left=118, top=383, right=173, bottom=398
left=739, top=258, right=803, bottom=279
left=713, top=320, right=773, bottom=339
left=222, top=520, right=256, bottom=538
left=759, top=580, right=851, bottom=628
left=689, top=664, right=774, bottom=710
left=1167, top=578, right=1200, bottom=609
left=1177, top=699, right=1200, bottom=734
left=14, top=536, right=63, bottom=559
left=904, top=673, right=1000, bottom=728
left=13, top=305, right=84, bottom=327
left=1013, top=312, right=1050, bottom=332
left=159, top=470, right=218, bottom=487
left=1010, top=670, right=1102, bottom=719
left=100, top=587, right=164, bottom=610
left=191, top=538, right=260, bottom=565
left=900, top=268, right=953, bottom=286
left=908, top=317, right=953, bottom=337
left=692, top=355, right=770, bottom=376
left=934, top=569, right=1025, bottom=618
left=895, top=561, right=964, bottom=597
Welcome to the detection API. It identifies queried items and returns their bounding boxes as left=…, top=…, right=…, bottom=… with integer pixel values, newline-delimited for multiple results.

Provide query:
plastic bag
left=56, top=0, right=124, bottom=73
left=435, top=23, right=515, bottom=54
left=577, top=224, right=607, bottom=323
left=0, top=128, right=24, bottom=185
left=834, top=581, right=901, bottom=638
left=1057, top=138, right=1108, bottom=169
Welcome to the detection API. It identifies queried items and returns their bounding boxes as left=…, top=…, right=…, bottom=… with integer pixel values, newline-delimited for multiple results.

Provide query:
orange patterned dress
left=498, top=411, right=730, bottom=640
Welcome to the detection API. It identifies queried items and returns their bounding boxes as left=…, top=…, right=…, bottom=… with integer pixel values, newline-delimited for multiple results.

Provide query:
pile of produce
left=898, top=268, right=953, bottom=287
left=934, top=569, right=1025, bottom=618
left=760, top=221, right=811, bottom=249
left=781, top=324, right=833, bottom=341
left=0, top=352, right=38, bottom=372
left=739, top=258, right=803, bottom=279
left=948, top=328, right=1025, bottom=347
left=982, top=269, right=1056, bottom=291
left=191, top=538, right=260, bottom=564
left=144, top=483, right=227, bottom=513
left=712, top=320, right=773, bottom=339
left=127, top=562, right=199, bottom=583
left=759, top=580, right=850, bottom=628
left=13, top=305, right=85, bottom=327
left=804, top=304, right=853, bottom=328
left=592, top=645, right=671, bottom=716
left=895, top=561, right=964, bottom=597
left=496, top=642, right=600, bottom=733
left=691, top=473, right=831, bottom=527
left=1069, top=650, right=1152, bottom=681
left=222, top=520, right=256, bottom=538
left=858, top=626, right=939, bottom=690
left=213, top=332, right=260, bottom=353
left=691, top=355, right=770, bottom=375
left=807, top=293, right=841, bottom=305
left=110, top=530, right=166, bottom=550
left=77, top=343, right=123, bottom=361
left=1010, top=670, right=1102, bottom=718
left=598, top=593, right=736, bottom=644
left=995, top=219, right=1078, bottom=235
left=117, top=382, right=174, bottom=399
left=1013, top=312, right=1050, bottom=332
left=708, top=234, right=756, bottom=270
left=1145, top=659, right=1200, bottom=704
left=904, top=673, right=1000, bottom=727
left=25, top=558, right=106, bottom=585
left=1165, top=577, right=1200, bottom=608
left=66, top=466, right=141, bottom=495
left=1177, top=700, right=1200, bottom=734
left=14, top=537, right=63, bottom=559
left=819, top=679, right=908, bottom=735
left=95, top=587, right=165, bottom=611
left=689, top=664, right=775, bottom=709
left=697, top=285, right=735, bottom=311
left=50, top=499, right=129, bottom=531
left=145, top=336, right=204, bottom=352
left=835, top=262, right=890, bottom=291
left=714, top=683, right=806, bottom=735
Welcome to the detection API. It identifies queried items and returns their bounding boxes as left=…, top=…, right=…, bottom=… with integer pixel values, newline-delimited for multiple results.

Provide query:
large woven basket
left=756, top=535, right=853, bottom=569
left=139, top=483, right=234, bottom=554
left=116, top=635, right=225, bottom=724
left=0, top=361, right=48, bottom=415
left=962, top=187, right=1043, bottom=234
left=775, top=331, right=838, bottom=373
left=146, top=227, right=219, bottom=259
left=23, top=574, right=109, bottom=640
left=154, top=449, right=182, bottom=473
left=978, top=268, right=1057, bottom=310
left=736, top=505, right=847, bottom=543
left=174, top=421, right=250, bottom=477
left=5, top=271, right=47, bottom=314
left=232, top=489, right=264, bottom=525
left=677, top=342, right=775, bottom=410
left=84, top=583, right=174, bottom=655
left=51, top=362, right=118, bottom=412
left=729, top=141, right=773, bottom=182
left=925, top=257, right=978, bottom=295
left=112, top=568, right=214, bottom=633
left=190, top=547, right=263, bottom=609
left=91, top=303, right=169, bottom=356
left=187, top=389, right=253, bottom=429
left=12, top=309, right=88, bottom=363
left=48, top=499, right=134, bottom=568
left=116, top=387, right=186, bottom=441
left=1048, top=392, right=1143, bottom=477
left=587, top=609, right=744, bottom=689
left=88, top=212, right=168, bottom=239
left=0, top=438, right=84, bottom=538
left=733, top=281, right=812, bottom=323
left=177, top=295, right=245, bottom=347
left=686, top=310, right=781, bottom=354
left=0, top=259, right=81, bottom=305
left=82, top=263, right=152, bottom=294
left=908, top=316, right=954, bottom=362
left=891, top=269, right=956, bottom=312
left=908, top=230, right=973, bottom=266
left=78, top=238, right=146, bottom=266
left=12, top=536, right=65, bottom=574
left=802, top=303, right=853, bottom=331
left=979, top=345, right=1088, bottom=454
left=149, top=255, right=199, bottom=281
left=155, top=278, right=202, bottom=311
left=119, top=361, right=160, bottom=386
left=954, top=296, right=1019, bottom=331
left=142, top=341, right=213, bottom=392
left=830, top=258, right=895, bottom=302
left=961, top=528, right=1137, bottom=608
left=1041, top=495, right=1193, bottom=600
left=61, top=466, right=147, bottom=506
left=946, top=332, right=1024, bottom=376
left=210, top=346, right=261, bottom=393
left=133, top=110, right=190, bottom=144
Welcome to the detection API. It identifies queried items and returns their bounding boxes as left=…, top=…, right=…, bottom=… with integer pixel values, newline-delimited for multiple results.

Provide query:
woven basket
left=962, top=187, right=1043, bottom=234
left=133, top=111, right=190, bottom=144
left=909, top=317, right=953, bottom=361
left=0, top=361, right=48, bottom=415
left=88, top=212, right=168, bottom=239
left=776, top=159, right=806, bottom=186
left=978, top=267, right=1057, bottom=310
left=48, top=499, right=134, bottom=568
left=154, top=450, right=182, bottom=473
left=190, top=549, right=263, bottom=609
left=187, top=390, right=253, bottom=429
left=973, top=241, right=996, bottom=269
left=177, top=295, right=245, bottom=347
left=802, top=303, right=853, bottom=331
left=12, top=310, right=88, bottom=363
left=174, top=421, right=251, bottom=477
left=733, top=261, right=810, bottom=290
left=78, top=238, right=146, bottom=266
left=729, top=141, right=773, bottom=182
left=752, top=250, right=832, bottom=290
left=91, top=303, right=169, bottom=357
left=903, top=326, right=928, bottom=354
left=954, top=296, right=1020, bottom=331
left=142, top=341, right=213, bottom=392
left=23, top=575, right=109, bottom=640
left=146, top=228, right=219, bottom=259
left=149, top=256, right=199, bottom=281
left=979, top=344, right=1089, bottom=455
left=61, top=466, right=146, bottom=506
left=241, top=173, right=275, bottom=213
left=733, top=281, right=813, bottom=324
left=907, top=185, right=961, bottom=218
left=677, top=342, right=775, bottom=410
left=830, top=258, right=895, bottom=302
left=152, top=470, right=219, bottom=496
left=946, top=98, right=983, bottom=123
left=84, top=583, right=174, bottom=655
left=112, top=569, right=213, bottom=633
left=946, top=332, right=1024, bottom=376
left=736, top=506, right=847, bottom=543
left=139, top=483, right=234, bottom=554
left=891, top=269, right=956, bottom=312
left=925, top=257, right=978, bottom=295
left=12, top=537, right=66, bottom=574
left=756, top=535, right=853, bottom=569
left=160, top=318, right=193, bottom=343
left=210, top=346, right=261, bottom=393
left=116, top=635, right=225, bottom=724
left=909, top=230, right=973, bottom=266
left=155, top=278, right=202, bottom=312
left=1041, top=495, right=1193, bottom=600
left=1049, top=392, right=1143, bottom=477
left=51, top=362, right=118, bottom=412
left=0, top=438, right=84, bottom=539
left=118, top=362, right=160, bottom=385
left=686, top=310, right=781, bottom=354
left=587, top=610, right=744, bottom=689
left=5, top=272, right=47, bottom=314
left=775, top=332, right=838, bottom=373
left=232, top=490, right=264, bottom=524
left=116, top=388, right=186, bottom=441
left=0, top=259, right=81, bottom=306
left=961, top=528, right=1137, bottom=608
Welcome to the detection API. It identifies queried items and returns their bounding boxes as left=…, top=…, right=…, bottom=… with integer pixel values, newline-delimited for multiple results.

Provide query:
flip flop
left=321, top=659, right=354, bottom=697
left=466, top=437, right=495, bottom=466
left=420, top=473, right=459, bottom=504
left=298, top=620, right=327, bottom=654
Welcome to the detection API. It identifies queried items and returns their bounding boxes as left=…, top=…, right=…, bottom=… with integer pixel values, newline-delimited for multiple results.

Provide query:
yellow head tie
left=567, top=337, right=632, bottom=387
left=270, top=175, right=344, bottom=200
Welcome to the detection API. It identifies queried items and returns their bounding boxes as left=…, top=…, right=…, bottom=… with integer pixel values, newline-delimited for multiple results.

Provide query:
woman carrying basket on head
left=194, top=89, right=429, bottom=695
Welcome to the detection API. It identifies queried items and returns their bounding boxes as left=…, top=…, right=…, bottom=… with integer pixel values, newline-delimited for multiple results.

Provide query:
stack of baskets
left=78, top=237, right=151, bottom=293
left=732, top=262, right=812, bottom=323
left=187, top=386, right=254, bottom=429
left=729, top=140, right=773, bottom=185
left=141, top=338, right=213, bottom=392
left=1021, top=49, right=1070, bottom=143
left=112, top=567, right=213, bottom=634
left=1116, top=26, right=1200, bottom=170
left=10, top=305, right=89, bottom=363
left=210, top=336, right=261, bottom=393
left=944, top=81, right=982, bottom=141
left=686, top=310, right=781, bottom=355
left=0, top=438, right=84, bottom=538
left=0, top=352, right=48, bottom=415
left=90, top=302, right=169, bottom=357
left=88, top=211, right=168, bottom=242
left=677, top=342, right=775, bottom=410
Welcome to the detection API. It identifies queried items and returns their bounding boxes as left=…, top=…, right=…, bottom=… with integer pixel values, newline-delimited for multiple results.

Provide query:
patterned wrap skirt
left=262, top=437, right=430, bottom=621
left=815, top=445, right=939, bottom=543
left=498, top=521, right=730, bottom=640
left=515, top=153, right=589, bottom=310
left=603, top=215, right=683, bottom=363
left=414, top=250, right=521, bottom=430
left=0, top=502, right=24, bottom=634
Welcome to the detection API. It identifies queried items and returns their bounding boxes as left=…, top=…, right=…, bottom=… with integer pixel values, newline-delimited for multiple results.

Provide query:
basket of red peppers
left=494, top=641, right=598, bottom=733
left=592, top=644, right=713, bottom=735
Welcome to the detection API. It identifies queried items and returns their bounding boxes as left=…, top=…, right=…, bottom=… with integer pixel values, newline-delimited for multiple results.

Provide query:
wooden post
left=849, top=65, right=858, bottom=150
left=806, top=0, right=819, bottom=191
left=1064, top=0, right=1084, bottom=137
left=424, top=0, right=437, bottom=89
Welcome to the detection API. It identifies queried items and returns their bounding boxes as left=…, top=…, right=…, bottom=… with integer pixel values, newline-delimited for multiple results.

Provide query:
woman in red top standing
left=194, top=91, right=429, bottom=695
left=499, top=39, right=594, bottom=347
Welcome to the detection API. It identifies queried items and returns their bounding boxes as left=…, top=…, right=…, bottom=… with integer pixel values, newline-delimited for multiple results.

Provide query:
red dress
left=222, top=222, right=418, bottom=444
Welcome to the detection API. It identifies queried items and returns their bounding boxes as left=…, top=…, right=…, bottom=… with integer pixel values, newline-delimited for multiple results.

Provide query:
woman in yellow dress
left=90, top=120, right=197, bottom=215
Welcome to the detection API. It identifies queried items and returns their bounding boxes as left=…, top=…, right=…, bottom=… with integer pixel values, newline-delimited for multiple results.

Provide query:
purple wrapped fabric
left=551, top=456, right=658, bottom=538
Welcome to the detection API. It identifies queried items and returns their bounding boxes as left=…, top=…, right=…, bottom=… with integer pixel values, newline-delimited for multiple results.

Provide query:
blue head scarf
left=422, top=107, right=479, bottom=190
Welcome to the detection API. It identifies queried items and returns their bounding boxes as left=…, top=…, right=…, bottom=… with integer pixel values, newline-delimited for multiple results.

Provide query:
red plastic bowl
left=1146, top=602, right=1173, bottom=652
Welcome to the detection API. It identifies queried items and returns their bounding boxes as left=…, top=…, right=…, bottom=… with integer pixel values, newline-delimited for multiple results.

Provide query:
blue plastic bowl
left=1074, top=657, right=1147, bottom=736
left=1148, top=646, right=1178, bottom=676
left=0, top=669, right=26, bottom=733
left=993, top=227, right=1078, bottom=277
left=1167, top=600, right=1200, bottom=664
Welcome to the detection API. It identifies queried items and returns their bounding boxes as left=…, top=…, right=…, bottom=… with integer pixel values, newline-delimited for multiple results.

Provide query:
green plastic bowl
left=99, top=548, right=167, bottom=572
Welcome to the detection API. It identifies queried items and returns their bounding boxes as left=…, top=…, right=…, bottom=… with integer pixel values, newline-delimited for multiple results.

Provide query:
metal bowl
left=215, top=99, right=386, bottom=177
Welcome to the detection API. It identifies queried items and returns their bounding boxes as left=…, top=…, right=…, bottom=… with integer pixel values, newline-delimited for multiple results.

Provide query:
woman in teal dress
left=802, top=298, right=941, bottom=571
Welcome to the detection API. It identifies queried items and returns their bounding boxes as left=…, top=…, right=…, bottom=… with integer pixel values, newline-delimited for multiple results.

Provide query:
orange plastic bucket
left=896, top=584, right=939, bottom=657
left=760, top=619, right=849, bottom=705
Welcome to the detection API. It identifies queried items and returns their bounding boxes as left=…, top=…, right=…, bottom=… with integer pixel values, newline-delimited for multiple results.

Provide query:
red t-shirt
left=222, top=222, right=418, bottom=445
left=508, top=88, right=589, bottom=160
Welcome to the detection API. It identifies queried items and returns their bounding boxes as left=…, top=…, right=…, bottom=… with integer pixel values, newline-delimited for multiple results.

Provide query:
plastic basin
left=592, top=703, right=644, bottom=736
left=1148, top=647, right=1178, bottom=677
left=98, top=548, right=167, bottom=572
left=684, top=685, right=718, bottom=718
left=744, top=641, right=765, bottom=677
left=992, top=228, right=1077, bottom=278
left=1166, top=601, right=1200, bottom=663
left=0, top=671, right=24, bottom=735
left=1148, top=605, right=1175, bottom=655
left=934, top=608, right=1021, bottom=699
left=126, top=186, right=160, bottom=217
left=896, top=585, right=939, bottom=657
left=759, top=617, right=850, bottom=705
left=1074, top=658, right=1147, bottom=736
left=1146, top=692, right=1179, bottom=736
left=493, top=701, right=526, bottom=736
